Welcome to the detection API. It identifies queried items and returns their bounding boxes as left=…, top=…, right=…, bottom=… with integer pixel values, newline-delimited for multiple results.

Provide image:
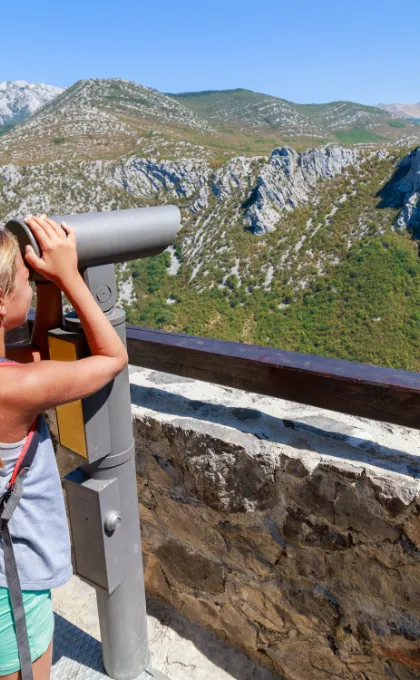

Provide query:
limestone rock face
left=127, top=368, right=420, bottom=680
left=0, top=143, right=394, bottom=243
left=113, top=156, right=212, bottom=209
left=246, top=144, right=360, bottom=233
left=2, top=143, right=420, bottom=269
left=212, top=156, right=263, bottom=199
left=393, top=147, right=420, bottom=231
left=0, top=144, right=360, bottom=232
left=0, top=155, right=212, bottom=223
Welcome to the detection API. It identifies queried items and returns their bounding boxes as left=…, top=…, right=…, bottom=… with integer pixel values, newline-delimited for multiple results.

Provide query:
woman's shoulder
left=0, top=358, right=44, bottom=442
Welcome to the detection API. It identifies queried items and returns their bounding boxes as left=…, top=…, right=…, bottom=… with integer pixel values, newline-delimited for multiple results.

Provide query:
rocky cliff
left=0, top=143, right=366, bottom=229
left=388, top=147, right=420, bottom=231
left=244, top=144, right=361, bottom=233
left=0, top=143, right=416, bottom=267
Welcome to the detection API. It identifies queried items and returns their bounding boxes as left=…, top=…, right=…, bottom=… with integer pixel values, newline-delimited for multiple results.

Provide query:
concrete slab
left=52, top=613, right=165, bottom=680
left=52, top=576, right=279, bottom=680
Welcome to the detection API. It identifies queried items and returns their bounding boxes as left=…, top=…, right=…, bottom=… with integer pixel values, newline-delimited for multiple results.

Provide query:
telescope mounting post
left=56, top=262, right=168, bottom=680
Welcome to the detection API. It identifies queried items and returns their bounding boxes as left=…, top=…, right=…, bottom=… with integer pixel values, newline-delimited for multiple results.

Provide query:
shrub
left=388, top=120, right=406, bottom=129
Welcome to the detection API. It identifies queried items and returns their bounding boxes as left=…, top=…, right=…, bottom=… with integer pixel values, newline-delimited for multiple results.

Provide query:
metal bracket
left=83, top=264, right=118, bottom=313
left=64, top=468, right=124, bottom=594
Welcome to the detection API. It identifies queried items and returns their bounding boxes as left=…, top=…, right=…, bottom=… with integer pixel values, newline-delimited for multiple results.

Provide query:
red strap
left=8, top=419, right=38, bottom=488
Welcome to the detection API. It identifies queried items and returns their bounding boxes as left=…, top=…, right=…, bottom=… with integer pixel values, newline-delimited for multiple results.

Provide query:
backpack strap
left=0, top=392, right=42, bottom=680
left=1, top=476, right=33, bottom=680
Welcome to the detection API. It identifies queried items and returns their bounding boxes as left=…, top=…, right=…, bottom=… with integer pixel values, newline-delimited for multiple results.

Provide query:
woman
left=0, top=215, right=128, bottom=679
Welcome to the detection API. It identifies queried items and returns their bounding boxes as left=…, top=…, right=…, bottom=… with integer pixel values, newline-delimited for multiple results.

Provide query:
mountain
left=0, top=78, right=214, bottom=165
left=2, top=79, right=419, bottom=166
left=168, top=89, right=326, bottom=137
left=52, top=78, right=212, bottom=131
left=0, top=80, right=63, bottom=128
left=378, top=102, right=420, bottom=121
left=169, top=89, right=418, bottom=144
left=297, top=101, right=391, bottom=129
left=2, top=78, right=420, bottom=371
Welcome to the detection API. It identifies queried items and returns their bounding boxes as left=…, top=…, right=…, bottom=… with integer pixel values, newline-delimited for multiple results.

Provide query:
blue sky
left=3, top=0, right=419, bottom=105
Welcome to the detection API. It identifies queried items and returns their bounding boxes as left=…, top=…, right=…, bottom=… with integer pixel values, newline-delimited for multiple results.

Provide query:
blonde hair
left=0, top=229, right=19, bottom=299
left=0, top=230, right=20, bottom=467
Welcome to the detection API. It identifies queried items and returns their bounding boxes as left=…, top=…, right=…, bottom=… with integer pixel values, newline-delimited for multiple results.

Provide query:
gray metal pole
left=65, top=308, right=163, bottom=680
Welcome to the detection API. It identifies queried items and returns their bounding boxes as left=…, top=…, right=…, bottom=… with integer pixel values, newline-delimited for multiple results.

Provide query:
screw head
left=104, top=511, right=122, bottom=533
left=96, top=285, right=112, bottom=303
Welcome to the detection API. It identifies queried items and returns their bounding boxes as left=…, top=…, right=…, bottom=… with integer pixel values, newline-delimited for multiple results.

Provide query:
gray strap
left=1, top=472, right=26, bottom=521
left=0, top=472, right=34, bottom=680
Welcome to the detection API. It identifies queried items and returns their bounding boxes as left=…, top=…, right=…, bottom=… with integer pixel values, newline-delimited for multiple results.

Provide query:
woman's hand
left=24, top=215, right=79, bottom=292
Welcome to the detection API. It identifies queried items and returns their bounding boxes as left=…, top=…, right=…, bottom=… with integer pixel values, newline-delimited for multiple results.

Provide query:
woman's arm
left=3, top=216, right=128, bottom=421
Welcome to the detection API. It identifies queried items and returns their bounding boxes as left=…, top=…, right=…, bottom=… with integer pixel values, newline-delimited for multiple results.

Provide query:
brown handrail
left=9, top=317, right=420, bottom=430
left=126, top=326, right=420, bottom=431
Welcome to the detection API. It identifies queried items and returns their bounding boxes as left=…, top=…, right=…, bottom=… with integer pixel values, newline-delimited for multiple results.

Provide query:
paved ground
left=52, top=576, right=278, bottom=680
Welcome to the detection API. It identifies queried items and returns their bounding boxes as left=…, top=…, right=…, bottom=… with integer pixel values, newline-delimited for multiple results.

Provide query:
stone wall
left=54, top=367, right=420, bottom=679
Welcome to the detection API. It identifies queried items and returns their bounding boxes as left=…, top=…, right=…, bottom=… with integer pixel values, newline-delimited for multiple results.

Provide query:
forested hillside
left=121, top=149, right=420, bottom=371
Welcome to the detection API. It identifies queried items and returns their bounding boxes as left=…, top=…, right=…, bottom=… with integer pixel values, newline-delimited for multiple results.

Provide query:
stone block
left=265, top=640, right=352, bottom=680
left=156, top=540, right=226, bottom=595
left=404, top=511, right=420, bottom=548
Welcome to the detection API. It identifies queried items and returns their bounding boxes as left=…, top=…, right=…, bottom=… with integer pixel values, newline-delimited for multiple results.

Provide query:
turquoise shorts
left=0, top=588, right=54, bottom=675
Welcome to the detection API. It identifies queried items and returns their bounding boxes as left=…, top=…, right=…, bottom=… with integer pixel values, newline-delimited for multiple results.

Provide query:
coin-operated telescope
left=7, top=206, right=180, bottom=311
left=6, top=207, right=181, bottom=680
